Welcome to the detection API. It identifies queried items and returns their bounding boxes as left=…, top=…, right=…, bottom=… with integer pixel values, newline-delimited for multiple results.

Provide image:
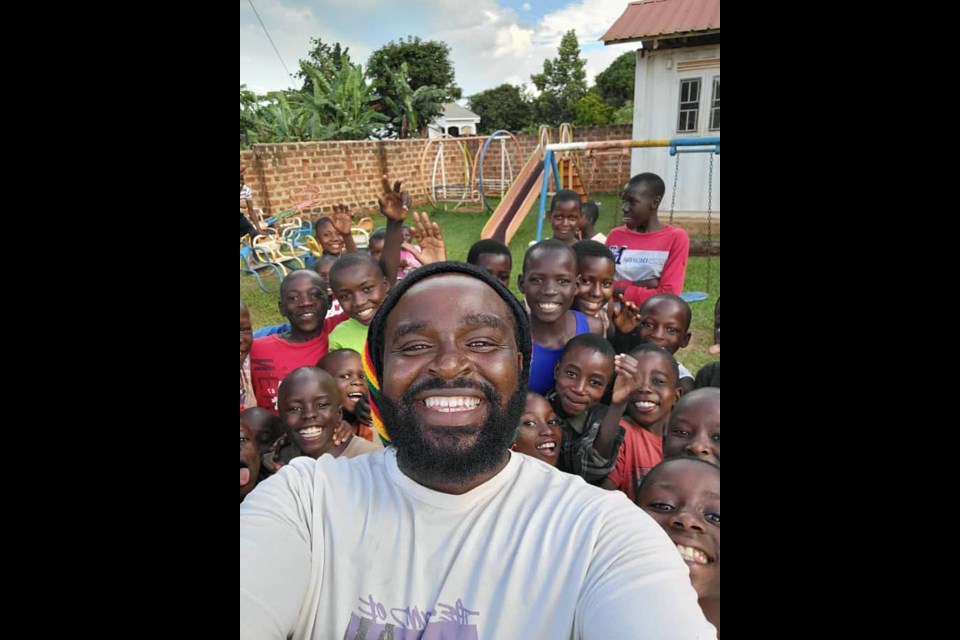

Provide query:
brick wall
left=239, top=125, right=635, bottom=219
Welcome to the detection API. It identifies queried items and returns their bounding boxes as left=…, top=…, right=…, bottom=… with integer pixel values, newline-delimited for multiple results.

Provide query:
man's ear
left=680, top=331, right=692, bottom=348
left=517, top=272, right=525, bottom=294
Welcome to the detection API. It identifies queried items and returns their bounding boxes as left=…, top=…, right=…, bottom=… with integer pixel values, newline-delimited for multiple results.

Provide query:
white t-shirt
left=241, top=449, right=715, bottom=639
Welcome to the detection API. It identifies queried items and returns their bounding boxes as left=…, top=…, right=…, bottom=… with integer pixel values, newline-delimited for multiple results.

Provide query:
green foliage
left=254, top=91, right=304, bottom=143
left=296, top=37, right=352, bottom=93
left=468, top=84, right=533, bottom=133
left=611, top=100, right=633, bottom=125
left=292, top=58, right=389, bottom=140
left=367, top=37, right=461, bottom=138
left=574, top=93, right=614, bottom=126
left=239, top=58, right=389, bottom=146
left=530, top=30, right=587, bottom=126
left=593, top=50, right=636, bottom=108
left=240, top=84, right=261, bottom=148
left=380, top=62, right=445, bottom=138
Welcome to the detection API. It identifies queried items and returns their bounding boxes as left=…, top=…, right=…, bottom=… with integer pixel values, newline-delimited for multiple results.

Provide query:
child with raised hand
left=663, top=387, right=719, bottom=466
left=519, top=239, right=603, bottom=395
left=313, top=204, right=358, bottom=257
left=605, top=172, right=690, bottom=306
left=548, top=334, right=635, bottom=484
left=406, top=211, right=446, bottom=265
left=511, top=392, right=562, bottom=466
left=548, top=189, right=584, bottom=246
left=398, top=225, right=423, bottom=278
left=318, top=349, right=382, bottom=446
left=374, top=174, right=413, bottom=286
left=467, top=239, right=512, bottom=289
left=329, top=211, right=447, bottom=353
left=601, top=343, right=682, bottom=500
left=327, top=253, right=391, bottom=354
left=695, top=297, right=720, bottom=389
left=635, top=457, right=720, bottom=637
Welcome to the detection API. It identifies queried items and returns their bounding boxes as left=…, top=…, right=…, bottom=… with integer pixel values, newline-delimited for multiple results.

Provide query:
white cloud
left=239, top=0, right=637, bottom=97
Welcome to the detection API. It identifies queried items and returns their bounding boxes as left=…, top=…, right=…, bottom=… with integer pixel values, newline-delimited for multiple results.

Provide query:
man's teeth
left=300, top=312, right=316, bottom=318
left=676, top=544, right=710, bottom=564
left=537, top=302, right=561, bottom=311
left=423, top=396, right=481, bottom=412
left=357, top=308, right=375, bottom=319
left=299, top=427, right=324, bottom=439
left=536, top=442, right=556, bottom=451
left=348, top=393, right=364, bottom=399
left=634, top=401, right=657, bottom=409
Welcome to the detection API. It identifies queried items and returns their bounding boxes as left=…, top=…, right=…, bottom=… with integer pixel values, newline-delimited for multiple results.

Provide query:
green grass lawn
left=241, top=192, right=720, bottom=375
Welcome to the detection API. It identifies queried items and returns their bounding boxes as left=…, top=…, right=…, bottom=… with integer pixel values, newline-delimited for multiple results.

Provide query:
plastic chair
left=240, top=246, right=285, bottom=293
left=252, top=235, right=308, bottom=276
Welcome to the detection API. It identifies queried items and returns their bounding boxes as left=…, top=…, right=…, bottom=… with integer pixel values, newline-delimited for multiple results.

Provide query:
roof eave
left=602, top=27, right=720, bottom=46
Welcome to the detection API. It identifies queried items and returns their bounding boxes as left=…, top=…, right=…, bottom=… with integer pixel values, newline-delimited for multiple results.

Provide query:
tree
left=292, top=58, right=389, bottom=140
left=240, top=84, right=261, bottom=148
left=367, top=36, right=462, bottom=137
left=255, top=91, right=305, bottom=143
left=594, top=51, right=636, bottom=109
left=611, top=100, right=634, bottom=125
left=468, top=84, right=533, bottom=133
left=296, top=37, right=352, bottom=93
left=575, top=94, right=613, bottom=126
left=380, top=62, right=445, bottom=138
left=530, top=30, right=588, bottom=126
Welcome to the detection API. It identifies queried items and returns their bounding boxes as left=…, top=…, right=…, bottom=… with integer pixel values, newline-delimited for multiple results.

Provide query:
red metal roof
left=601, top=0, right=720, bottom=44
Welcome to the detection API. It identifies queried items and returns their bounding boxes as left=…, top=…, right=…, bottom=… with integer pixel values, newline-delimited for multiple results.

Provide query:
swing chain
left=669, top=152, right=680, bottom=225
left=706, top=153, right=714, bottom=293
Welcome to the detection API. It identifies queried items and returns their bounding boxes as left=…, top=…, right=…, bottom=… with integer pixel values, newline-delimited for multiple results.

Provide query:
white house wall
left=631, top=44, right=720, bottom=217
left=429, top=116, right=481, bottom=138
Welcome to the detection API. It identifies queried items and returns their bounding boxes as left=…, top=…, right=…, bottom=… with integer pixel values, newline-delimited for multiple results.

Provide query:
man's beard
left=379, top=377, right=527, bottom=485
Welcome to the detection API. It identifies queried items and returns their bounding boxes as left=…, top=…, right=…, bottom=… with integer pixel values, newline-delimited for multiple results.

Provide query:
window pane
left=710, top=77, right=720, bottom=131
left=678, top=79, right=701, bottom=133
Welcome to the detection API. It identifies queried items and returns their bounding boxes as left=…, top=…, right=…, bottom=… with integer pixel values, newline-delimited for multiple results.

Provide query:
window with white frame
left=677, top=78, right=701, bottom=133
left=710, top=76, right=720, bottom=131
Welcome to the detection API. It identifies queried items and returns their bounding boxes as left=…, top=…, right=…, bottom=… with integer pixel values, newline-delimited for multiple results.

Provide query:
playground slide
left=481, top=148, right=545, bottom=245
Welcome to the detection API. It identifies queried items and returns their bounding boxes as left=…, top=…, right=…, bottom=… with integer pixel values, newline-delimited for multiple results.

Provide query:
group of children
left=240, top=171, right=720, bottom=635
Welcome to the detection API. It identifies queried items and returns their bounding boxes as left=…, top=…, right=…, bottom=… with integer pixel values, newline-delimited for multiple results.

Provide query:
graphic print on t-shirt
left=608, top=247, right=669, bottom=282
left=345, top=594, right=480, bottom=639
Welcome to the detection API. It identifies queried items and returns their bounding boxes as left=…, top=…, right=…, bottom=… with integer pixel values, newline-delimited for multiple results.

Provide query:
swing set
left=535, top=135, right=720, bottom=297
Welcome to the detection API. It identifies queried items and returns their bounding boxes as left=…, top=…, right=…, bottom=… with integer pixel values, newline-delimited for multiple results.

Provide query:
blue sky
left=240, top=0, right=638, bottom=98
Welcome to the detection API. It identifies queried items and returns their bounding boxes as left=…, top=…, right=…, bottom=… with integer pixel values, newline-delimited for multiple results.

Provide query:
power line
left=247, top=0, right=293, bottom=80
